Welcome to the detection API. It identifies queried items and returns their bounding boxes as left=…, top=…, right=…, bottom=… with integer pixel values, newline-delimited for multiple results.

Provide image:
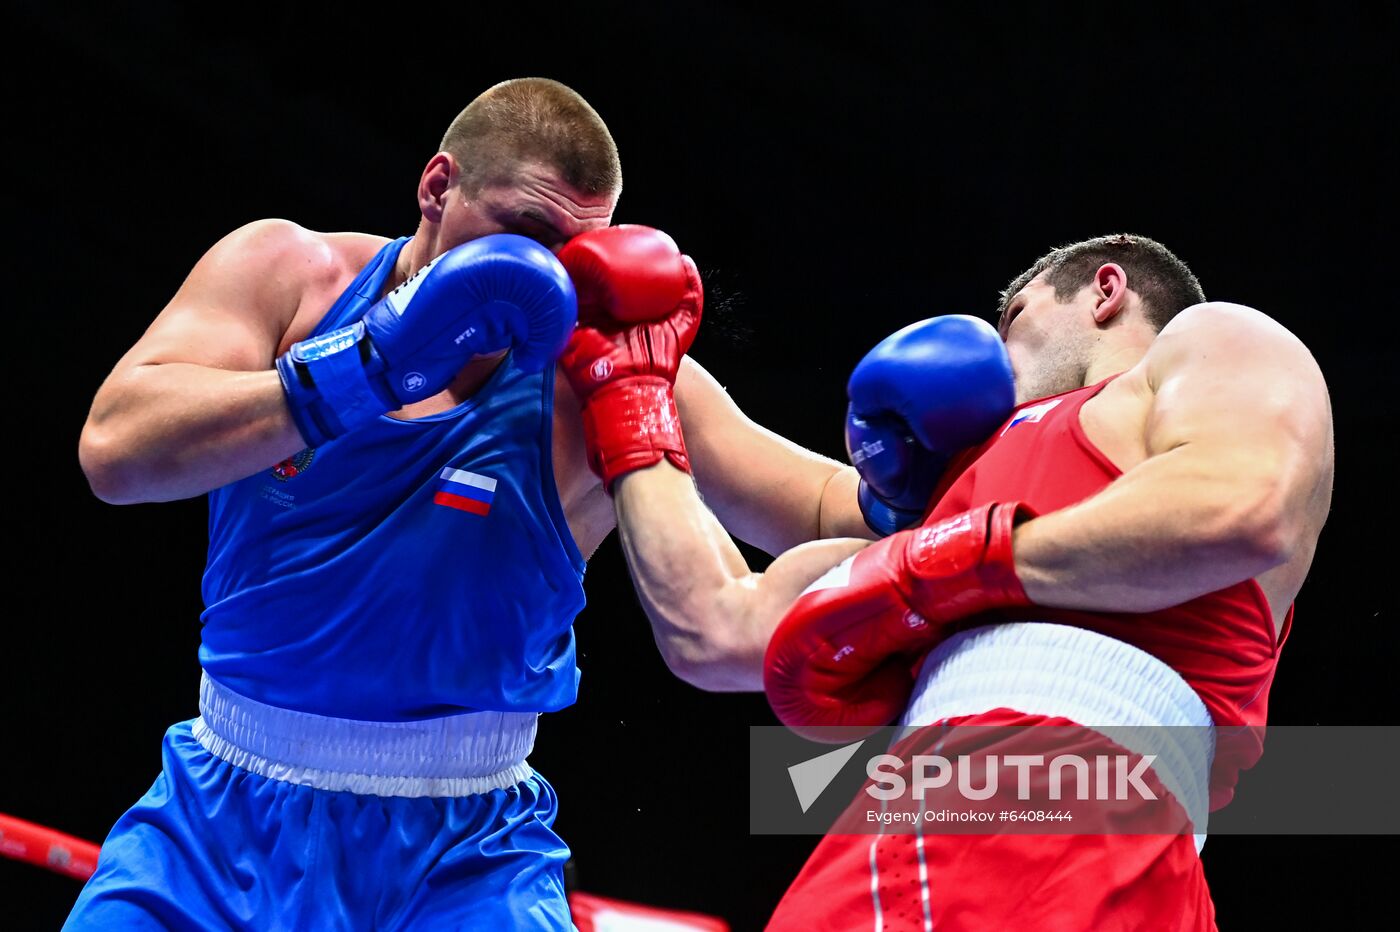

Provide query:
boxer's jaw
left=1001, top=276, right=1094, bottom=404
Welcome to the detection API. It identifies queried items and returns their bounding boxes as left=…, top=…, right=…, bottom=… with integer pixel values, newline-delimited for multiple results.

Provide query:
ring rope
left=0, top=812, right=99, bottom=880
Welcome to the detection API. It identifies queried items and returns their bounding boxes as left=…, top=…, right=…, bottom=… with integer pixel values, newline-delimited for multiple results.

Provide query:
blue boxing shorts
left=64, top=674, right=572, bottom=930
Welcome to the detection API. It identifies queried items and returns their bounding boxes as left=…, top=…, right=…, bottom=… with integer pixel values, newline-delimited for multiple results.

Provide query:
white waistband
left=900, top=623, right=1215, bottom=848
left=192, top=673, right=537, bottom=798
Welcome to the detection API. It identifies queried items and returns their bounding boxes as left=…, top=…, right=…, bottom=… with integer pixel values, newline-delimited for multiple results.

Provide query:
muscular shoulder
left=180, top=219, right=336, bottom=333
left=124, top=221, right=390, bottom=372
left=209, top=219, right=336, bottom=286
left=1145, top=302, right=1319, bottom=390
left=211, top=221, right=391, bottom=350
left=210, top=219, right=384, bottom=293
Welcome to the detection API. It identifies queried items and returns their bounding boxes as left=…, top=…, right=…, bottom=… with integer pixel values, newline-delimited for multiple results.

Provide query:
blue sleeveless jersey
left=199, top=237, right=587, bottom=721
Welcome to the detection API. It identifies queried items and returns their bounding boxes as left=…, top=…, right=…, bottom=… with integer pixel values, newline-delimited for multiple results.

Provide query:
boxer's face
left=439, top=161, right=615, bottom=254
left=998, top=272, right=1100, bottom=404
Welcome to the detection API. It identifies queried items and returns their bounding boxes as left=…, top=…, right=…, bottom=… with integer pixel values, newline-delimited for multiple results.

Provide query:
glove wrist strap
left=579, top=377, right=691, bottom=492
left=276, top=322, right=393, bottom=446
left=904, top=501, right=1035, bottom=618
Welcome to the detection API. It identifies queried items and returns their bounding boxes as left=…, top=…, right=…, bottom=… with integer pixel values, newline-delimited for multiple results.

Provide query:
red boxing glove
left=558, top=226, right=703, bottom=491
left=763, top=501, right=1036, bottom=742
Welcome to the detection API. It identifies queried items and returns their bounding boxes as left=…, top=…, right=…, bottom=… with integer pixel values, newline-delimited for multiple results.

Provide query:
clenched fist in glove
left=764, top=500, right=1037, bottom=741
left=557, top=225, right=703, bottom=491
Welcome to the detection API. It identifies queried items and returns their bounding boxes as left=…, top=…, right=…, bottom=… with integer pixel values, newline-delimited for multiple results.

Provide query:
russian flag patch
left=1000, top=398, right=1064, bottom=436
left=433, top=468, right=497, bottom=516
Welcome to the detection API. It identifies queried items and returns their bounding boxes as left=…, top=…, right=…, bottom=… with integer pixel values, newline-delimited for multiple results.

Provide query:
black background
left=10, top=2, right=1396, bottom=928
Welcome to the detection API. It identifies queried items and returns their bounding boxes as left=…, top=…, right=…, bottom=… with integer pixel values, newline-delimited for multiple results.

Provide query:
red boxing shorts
left=768, top=623, right=1217, bottom=932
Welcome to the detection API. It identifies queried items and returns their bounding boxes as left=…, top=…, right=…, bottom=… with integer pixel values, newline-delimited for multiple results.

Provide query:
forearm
left=614, top=461, right=869, bottom=690
left=80, top=363, right=305, bottom=503
left=677, top=357, right=878, bottom=554
left=1014, top=445, right=1293, bottom=612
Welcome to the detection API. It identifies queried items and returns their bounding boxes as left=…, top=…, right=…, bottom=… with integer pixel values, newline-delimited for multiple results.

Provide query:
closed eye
left=512, top=211, right=565, bottom=248
left=999, top=302, right=1023, bottom=339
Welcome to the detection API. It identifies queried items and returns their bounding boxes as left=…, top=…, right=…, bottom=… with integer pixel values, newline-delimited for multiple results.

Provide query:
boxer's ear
left=417, top=153, right=455, bottom=224
left=1091, top=263, right=1129, bottom=324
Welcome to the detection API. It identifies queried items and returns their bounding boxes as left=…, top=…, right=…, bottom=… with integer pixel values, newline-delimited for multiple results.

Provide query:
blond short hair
left=439, top=77, right=621, bottom=197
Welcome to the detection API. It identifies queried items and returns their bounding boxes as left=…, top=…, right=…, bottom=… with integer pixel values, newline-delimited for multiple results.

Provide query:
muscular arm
left=607, top=358, right=879, bottom=690
left=1014, top=302, right=1334, bottom=615
left=79, top=220, right=328, bottom=504
left=676, top=356, right=875, bottom=553
left=614, top=461, right=869, bottom=690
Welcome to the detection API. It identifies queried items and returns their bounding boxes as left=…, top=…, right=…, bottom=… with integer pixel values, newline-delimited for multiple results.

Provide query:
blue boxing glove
left=276, top=234, right=576, bottom=446
left=846, top=315, right=1015, bottom=535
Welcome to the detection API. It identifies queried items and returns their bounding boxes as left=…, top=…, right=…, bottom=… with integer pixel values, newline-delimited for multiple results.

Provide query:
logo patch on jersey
left=433, top=467, right=497, bottom=516
left=999, top=398, right=1064, bottom=436
left=272, top=448, right=316, bottom=481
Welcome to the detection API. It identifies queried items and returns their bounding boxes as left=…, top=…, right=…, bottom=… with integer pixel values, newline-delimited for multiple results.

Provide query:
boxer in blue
left=73, top=78, right=875, bottom=929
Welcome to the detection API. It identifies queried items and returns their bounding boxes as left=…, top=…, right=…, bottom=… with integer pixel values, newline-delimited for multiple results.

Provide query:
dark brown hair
left=999, top=233, right=1205, bottom=331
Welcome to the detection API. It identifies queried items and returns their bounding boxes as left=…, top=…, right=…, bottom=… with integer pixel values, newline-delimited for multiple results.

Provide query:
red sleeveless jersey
left=925, top=375, right=1293, bottom=809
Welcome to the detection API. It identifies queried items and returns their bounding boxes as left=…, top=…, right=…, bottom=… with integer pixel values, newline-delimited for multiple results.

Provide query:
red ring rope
left=0, top=812, right=99, bottom=880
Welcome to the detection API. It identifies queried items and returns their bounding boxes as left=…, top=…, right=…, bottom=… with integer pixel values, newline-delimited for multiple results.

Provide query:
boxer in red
left=566, top=233, right=1333, bottom=930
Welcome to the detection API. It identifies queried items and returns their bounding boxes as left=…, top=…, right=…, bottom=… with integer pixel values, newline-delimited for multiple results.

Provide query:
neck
left=1082, top=322, right=1157, bottom=387
left=387, top=220, right=440, bottom=293
left=1083, top=345, right=1147, bottom=387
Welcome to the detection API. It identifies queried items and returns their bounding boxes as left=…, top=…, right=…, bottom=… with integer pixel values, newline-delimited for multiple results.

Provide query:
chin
left=1014, top=367, right=1067, bottom=405
left=1008, top=359, right=1045, bottom=405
